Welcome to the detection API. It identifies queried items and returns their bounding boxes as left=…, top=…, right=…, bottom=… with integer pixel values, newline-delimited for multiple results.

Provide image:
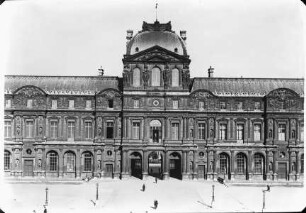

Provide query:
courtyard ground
left=0, top=177, right=305, bottom=213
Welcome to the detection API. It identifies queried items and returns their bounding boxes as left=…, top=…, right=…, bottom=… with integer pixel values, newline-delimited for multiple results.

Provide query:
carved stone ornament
left=194, top=91, right=212, bottom=99
left=143, top=69, right=149, bottom=87
left=15, top=86, right=45, bottom=97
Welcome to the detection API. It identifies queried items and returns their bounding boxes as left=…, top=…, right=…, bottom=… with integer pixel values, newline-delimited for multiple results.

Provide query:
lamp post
left=96, top=183, right=99, bottom=201
left=211, top=184, right=215, bottom=207
left=45, top=187, right=48, bottom=206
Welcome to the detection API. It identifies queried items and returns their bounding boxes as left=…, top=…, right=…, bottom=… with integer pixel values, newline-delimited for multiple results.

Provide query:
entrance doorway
left=148, top=151, right=163, bottom=179
left=105, top=164, right=113, bottom=178
left=169, top=152, right=182, bottom=179
left=23, top=160, right=34, bottom=177
left=278, top=162, right=287, bottom=180
left=130, top=152, right=142, bottom=179
left=198, top=165, right=206, bottom=179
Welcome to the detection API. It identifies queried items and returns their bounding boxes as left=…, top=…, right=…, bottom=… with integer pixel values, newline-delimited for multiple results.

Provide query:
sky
left=0, top=0, right=305, bottom=78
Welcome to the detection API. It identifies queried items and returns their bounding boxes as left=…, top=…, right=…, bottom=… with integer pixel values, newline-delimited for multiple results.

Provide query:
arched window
left=133, top=68, right=141, bottom=87
left=4, top=150, right=10, bottom=170
left=254, top=153, right=264, bottom=174
left=236, top=153, right=247, bottom=174
left=64, top=152, right=76, bottom=172
left=83, top=152, right=93, bottom=172
left=301, top=154, right=304, bottom=174
left=151, top=67, right=161, bottom=86
left=150, top=120, right=162, bottom=143
left=48, top=151, right=58, bottom=171
left=219, top=153, right=229, bottom=174
left=171, top=69, right=179, bottom=87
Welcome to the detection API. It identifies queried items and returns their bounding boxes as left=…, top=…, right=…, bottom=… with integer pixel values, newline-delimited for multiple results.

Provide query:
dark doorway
left=278, top=162, right=287, bottom=180
left=105, top=164, right=113, bottom=178
left=131, top=152, right=142, bottom=179
left=148, top=151, right=163, bottom=179
left=169, top=152, right=182, bottom=179
left=198, top=165, right=206, bottom=179
left=23, top=160, right=34, bottom=177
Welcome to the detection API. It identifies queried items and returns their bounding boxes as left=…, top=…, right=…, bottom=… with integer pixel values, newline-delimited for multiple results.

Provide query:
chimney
left=208, top=66, right=214, bottom=78
left=180, top=30, right=186, bottom=41
left=126, top=30, right=133, bottom=40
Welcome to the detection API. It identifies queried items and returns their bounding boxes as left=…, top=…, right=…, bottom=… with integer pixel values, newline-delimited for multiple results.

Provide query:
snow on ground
left=1, top=177, right=305, bottom=213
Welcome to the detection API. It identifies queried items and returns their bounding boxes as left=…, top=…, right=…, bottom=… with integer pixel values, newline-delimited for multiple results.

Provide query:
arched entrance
left=148, top=151, right=163, bottom=179
left=130, top=152, right=142, bottom=179
left=219, top=152, right=230, bottom=180
left=150, top=120, right=162, bottom=143
left=169, top=152, right=182, bottom=179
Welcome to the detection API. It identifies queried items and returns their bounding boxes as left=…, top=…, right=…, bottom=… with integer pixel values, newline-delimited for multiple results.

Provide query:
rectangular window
left=134, top=100, right=139, bottom=108
left=173, top=100, right=178, bottom=109
left=67, top=121, right=75, bottom=139
left=86, top=100, right=91, bottom=109
left=237, top=124, right=244, bottom=141
left=69, top=100, right=74, bottom=109
left=49, top=154, right=58, bottom=171
left=219, top=124, right=227, bottom=140
left=27, top=99, right=33, bottom=108
left=4, top=121, right=12, bottom=138
left=237, top=102, right=243, bottom=110
left=51, top=100, right=57, bottom=109
left=132, top=122, right=140, bottom=139
left=25, top=120, right=34, bottom=138
left=50, top=121, right=58, bottom=139
left=84, top=154, right=92, bottom=172
left=254, top=124, right=261, bottom=141
left=171, top=123, right=179, bottom=140
left=198, top=123, right=205, bottom=139
left=84, top=121, right=93, bottom=139
left=108, top=100, right=114, bottom=108
left=220, top=102, right=226, bottom=110
left=199, top=101, right=204, bottom=110
left=5, top=99, right=11, bottom=108
left=4, top=152, right=10, bottom=170
left=278, top=124, right=286, bottom=141
left=106, top=121, right=114, bottom=139
left=254, top=102, right=260, bottom=110
left=237, top=156, right=245, bottom=173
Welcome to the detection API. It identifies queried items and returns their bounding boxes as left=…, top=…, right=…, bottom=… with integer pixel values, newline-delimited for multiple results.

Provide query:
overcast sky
left=0, top=0, right=305, bottom=78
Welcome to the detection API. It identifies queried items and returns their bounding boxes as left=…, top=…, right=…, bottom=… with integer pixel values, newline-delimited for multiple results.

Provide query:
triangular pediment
left=123, top=45, right=190, bottom=63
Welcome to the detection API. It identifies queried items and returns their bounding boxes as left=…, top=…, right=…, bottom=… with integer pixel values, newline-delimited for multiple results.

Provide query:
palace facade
left=4, top=21, right=304, bottom=182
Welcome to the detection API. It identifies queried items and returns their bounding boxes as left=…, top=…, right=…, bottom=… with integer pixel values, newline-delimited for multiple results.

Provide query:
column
left=123, top=117, right=126, bottom=138
left=142, top=150, right=148, bottom=179
left=265, top=150, right=270, bottom=180
left=248, top=150, right=252, bottom=180
left=288, top=151, right=293, bottom=180
left=231, top=150, right=235, bottom=180
left=58, top=150, right=64, bottom=178
left=122, top=150, right=128, bottom=178
left=114, top=149, right=120, bottom=179
left=193, top=151, right=197, bottom=179
left=182, top=151, right=188, bottom=179
left=76, top=149, right=81, bottom=178
left=163, top=151, right=169, bottom=179
left=272, top=151, right=277, bottom=180
left=213, top=150, right=217, bottom=180
left=296, top=151, right=300, bottom=180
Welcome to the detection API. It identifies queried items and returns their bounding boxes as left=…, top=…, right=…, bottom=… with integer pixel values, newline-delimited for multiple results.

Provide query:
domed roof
left=126, top=21, right=187, bottom=56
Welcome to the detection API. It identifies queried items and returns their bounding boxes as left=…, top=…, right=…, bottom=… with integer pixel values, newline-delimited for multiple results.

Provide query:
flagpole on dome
left=155, top=1, right=158, bottom=22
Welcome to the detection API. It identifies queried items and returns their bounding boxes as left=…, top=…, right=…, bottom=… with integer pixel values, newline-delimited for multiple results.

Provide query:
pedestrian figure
left=43, top=205, right=47, bottom=213
left=155, top=177, right=158, bottom=183
left=142, top=183, right=146, bottom=192
left=154, top=200, right=158, bottom=209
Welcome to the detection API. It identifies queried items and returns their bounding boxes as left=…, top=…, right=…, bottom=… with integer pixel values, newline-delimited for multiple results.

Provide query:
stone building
left=4, top=20, right=304, bottom=182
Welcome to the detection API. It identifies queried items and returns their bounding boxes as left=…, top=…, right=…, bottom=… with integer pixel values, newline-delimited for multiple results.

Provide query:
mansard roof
left=4, top=75, right=120, bottom=95
left=191, top=78, right=304, bottom=97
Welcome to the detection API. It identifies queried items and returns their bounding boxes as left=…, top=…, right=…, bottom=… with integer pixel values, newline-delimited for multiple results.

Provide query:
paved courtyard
left=0, top=177, right=305, bottom=213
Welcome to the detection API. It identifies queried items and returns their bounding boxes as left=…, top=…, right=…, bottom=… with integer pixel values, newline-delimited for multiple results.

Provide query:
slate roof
left=191, top=78, right=304, bottom=97
left=4, top=75, right=120, bottom=95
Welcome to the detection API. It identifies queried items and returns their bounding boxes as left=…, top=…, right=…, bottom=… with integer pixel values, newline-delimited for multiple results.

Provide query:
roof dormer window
left=135, top=47, right=139, bottom=52
left=174, top=48, right=178, bottom=53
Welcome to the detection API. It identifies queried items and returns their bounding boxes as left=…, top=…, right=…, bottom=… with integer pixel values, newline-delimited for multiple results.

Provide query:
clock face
left=153, top=99, right=159, bottom=106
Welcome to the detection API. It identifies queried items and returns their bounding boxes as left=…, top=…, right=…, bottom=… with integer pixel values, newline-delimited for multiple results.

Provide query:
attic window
left=135, top=47, right=139, bottom=52
left=174, top=48, right=178, bottom=53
